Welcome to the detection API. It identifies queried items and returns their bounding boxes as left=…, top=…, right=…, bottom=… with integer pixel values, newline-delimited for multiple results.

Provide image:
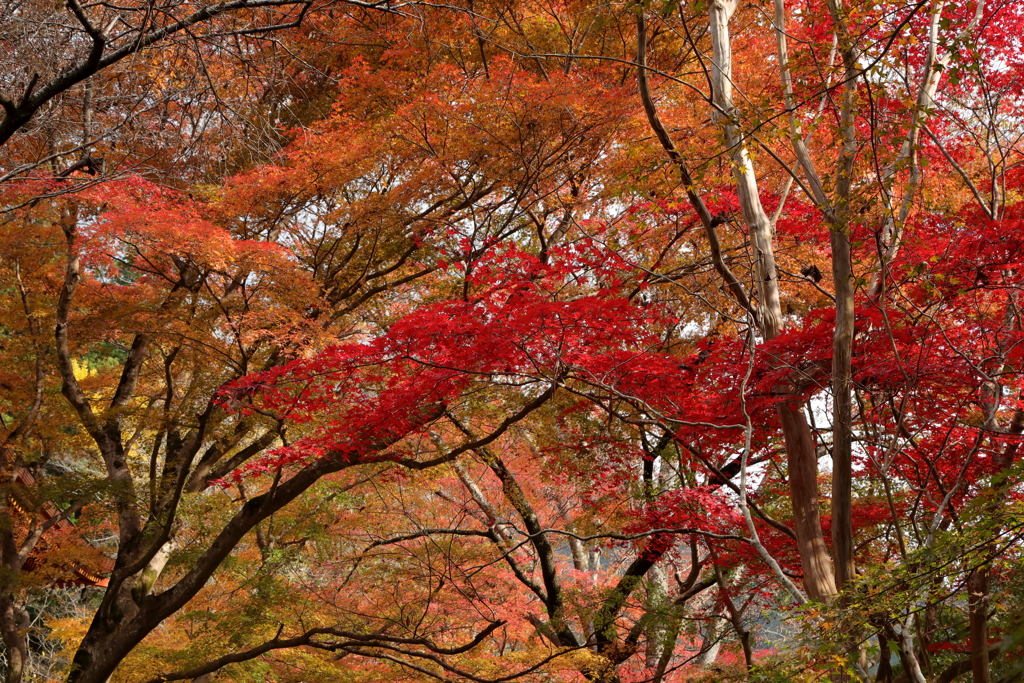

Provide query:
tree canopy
left=2, top=0, right=1024, bottom=681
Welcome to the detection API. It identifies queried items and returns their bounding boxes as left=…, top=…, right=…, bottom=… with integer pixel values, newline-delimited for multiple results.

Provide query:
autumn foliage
left=2, top=0, right=1024, bottom=682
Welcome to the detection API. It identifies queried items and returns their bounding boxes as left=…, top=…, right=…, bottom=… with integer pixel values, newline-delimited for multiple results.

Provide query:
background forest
left=1, top=0, right=1023, bottom=681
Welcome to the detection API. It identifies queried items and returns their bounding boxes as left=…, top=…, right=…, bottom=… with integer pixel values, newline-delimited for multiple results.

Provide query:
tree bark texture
left=709, top=0, right=838, bottom=602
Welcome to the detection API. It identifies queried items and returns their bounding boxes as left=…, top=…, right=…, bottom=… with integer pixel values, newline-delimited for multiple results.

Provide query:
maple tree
left=3, top=0, right=1024, bottom=681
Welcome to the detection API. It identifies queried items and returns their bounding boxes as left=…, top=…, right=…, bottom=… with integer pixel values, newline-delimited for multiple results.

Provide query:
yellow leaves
left=565, top=649, right=617, bottom=681
left=964, top=410, right=987, bottom=427
left=71, top=358, right=107, bottom=402
left=71, top=358, right=96, bottom=382
left=44, top=617, right=90, bottom=667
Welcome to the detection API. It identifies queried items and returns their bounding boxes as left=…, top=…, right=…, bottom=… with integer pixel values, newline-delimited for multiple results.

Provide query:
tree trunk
left=0, top=594, right=28, bottom=683
left=830, top=226, right=856, bottom=591
left=874, top=629, right=892, bottom=683
left=708, top=0, right=838, bottom=603
left=66, top=403, right=446, bottom=683
left=694, top=617, right=722, bottom=668
left=777, top=405, right=838, bottom=600
left=968, top=567, right=990, bottom=683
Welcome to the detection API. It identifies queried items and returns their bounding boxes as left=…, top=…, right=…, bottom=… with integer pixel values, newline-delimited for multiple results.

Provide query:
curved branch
left=145, top=620, right=505, bottom=683
left=634, top=5, right=754, bottom=320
